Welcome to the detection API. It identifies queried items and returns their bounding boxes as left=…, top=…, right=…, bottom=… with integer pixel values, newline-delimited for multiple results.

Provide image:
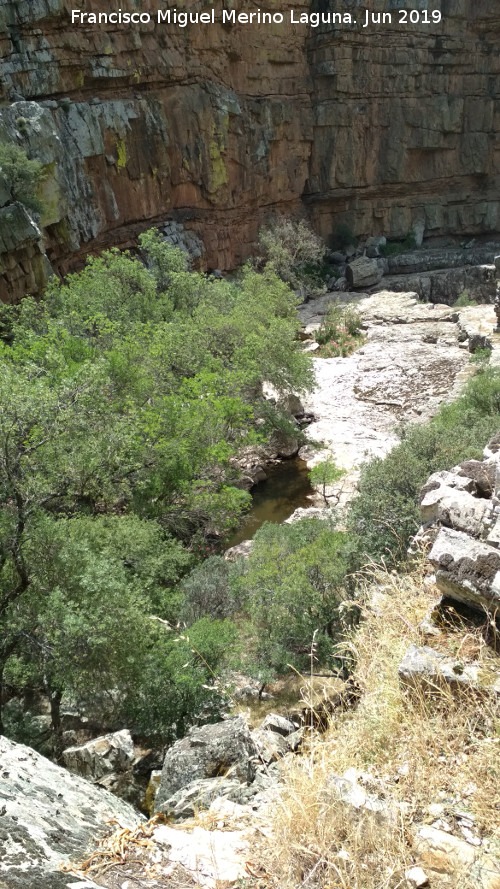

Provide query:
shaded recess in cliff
left=0, top=0, right=499, bottom=301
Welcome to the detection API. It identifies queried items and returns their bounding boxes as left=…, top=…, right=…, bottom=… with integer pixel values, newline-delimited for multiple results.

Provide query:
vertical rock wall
left=0, top=0, right=498, bottom=300
left=306, top=0, right=500, bottom=243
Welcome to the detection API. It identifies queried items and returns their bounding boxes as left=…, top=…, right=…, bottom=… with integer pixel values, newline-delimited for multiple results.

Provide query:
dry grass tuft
left=60, top=815, right=169, bottom=882
left=266, top=560, right=500, bottom=888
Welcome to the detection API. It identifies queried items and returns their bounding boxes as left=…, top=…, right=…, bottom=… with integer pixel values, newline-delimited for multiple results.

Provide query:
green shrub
left=454, top=290, right=477, bottom=307
left=470, top=346, right=491, bottom=365
left=180, top=556, right=236, bottom=623
left=309, top=457, right=345, bottom=503
left=0, top=141, right=43, bottom=212
left=316, top=304, right=364, bottom=357
left=0, top=229, right=313, bottom=741
left=380, top=232, right=417, bottom=257
left=233, top=518, right=355, bottom=674
left=348, top=367, right=500, bottom=565
left=258, top=217, right=326, bottom=289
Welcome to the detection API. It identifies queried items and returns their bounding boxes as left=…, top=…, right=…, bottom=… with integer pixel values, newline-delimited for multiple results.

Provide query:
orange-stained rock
left=0, top=0, right=499, bottom=299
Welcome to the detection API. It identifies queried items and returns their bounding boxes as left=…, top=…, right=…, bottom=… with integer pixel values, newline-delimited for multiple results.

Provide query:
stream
left=226, top=457, right=315, bottom=547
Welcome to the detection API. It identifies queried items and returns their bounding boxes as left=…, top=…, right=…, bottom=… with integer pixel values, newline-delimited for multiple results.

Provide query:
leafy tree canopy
left=0, top=230, right=313, bottom=741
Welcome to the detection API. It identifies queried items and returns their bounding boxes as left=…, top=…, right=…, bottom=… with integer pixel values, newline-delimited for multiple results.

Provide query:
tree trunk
left=49, top=689, right=63, bottom=760
left=0, top=663, right=4, bottom=735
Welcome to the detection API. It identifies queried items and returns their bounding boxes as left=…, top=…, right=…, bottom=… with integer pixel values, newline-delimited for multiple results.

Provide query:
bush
left=180, top=556, right=236, bottom=623
left=234, top=518, right=354, bottom=674
left=333, top=223, right=357, bottom=250
left=0, top=141, right=43, bottom=211
left=471, top=346, right=491, bottom=366
left=454, top=290, right=477, bottom=307
left=316, top=304, right=364, bottom=357
left=0, top=229, right=313, bottom=741
left=258, top=217, right=326, bottom=289
left=309, top=457, right=345, bottom=503
left=348, top=366, right=500, bottom=565
left=379, top=232, right=417, bottom=257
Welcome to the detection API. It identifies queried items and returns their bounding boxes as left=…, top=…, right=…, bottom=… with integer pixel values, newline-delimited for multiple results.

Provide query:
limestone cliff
left=0, top=0, right=498, bottom=300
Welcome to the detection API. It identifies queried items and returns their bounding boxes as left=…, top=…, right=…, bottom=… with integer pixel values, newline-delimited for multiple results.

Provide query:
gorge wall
left=0, top=0, right=499, bottom=301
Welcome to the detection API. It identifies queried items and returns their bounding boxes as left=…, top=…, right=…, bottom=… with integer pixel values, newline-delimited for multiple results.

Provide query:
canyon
left=0, top=0, right=499, bottom=300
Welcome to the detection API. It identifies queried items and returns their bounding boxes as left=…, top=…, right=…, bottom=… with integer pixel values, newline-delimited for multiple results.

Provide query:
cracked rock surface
left=0, top=735, right=140, bottom=889
left=298, top=290, right=483, bottom=500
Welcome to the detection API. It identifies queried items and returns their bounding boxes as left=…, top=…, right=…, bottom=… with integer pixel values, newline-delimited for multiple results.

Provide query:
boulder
left=153, top=809, right=255, bottom=885
left=229, top=444, right=273, bottom=490
left=413, top=824, right=500, bottom=889
left=154, top=717, right=258, bottom=815
left=327, top=250, right=347, bottom=265
left=323, top=768, right=396, bottom=821
left=158, top=776, right=247, bottom=819
left=332, top=276, right=348, bottom=291
left=250, top=729, right=289, bottom=764
left=260, top=713, right=297, bottom=736
left=224, top=539, right=254, bottom=561
left=414, top=825, right=476, bottom=872
left=0, top=735, right=139, bottom=889
left=366, top=236, right=387, bottom=249
left=269, top=429, right=299, bottom=458
left=457, top=459, right=496, bottom=498
left=419, top=484, right=491, bottom=537
left=428, top=527, right=500, bottom=612
left=457, top=304, right=495, bottom=353
left=62, top=729, right=135, bottom=782
left=398, top=643, right=500, bottom=695
left=346, top=256, right=383, bottom=289
left=484, top=431, right=500, bottom=459
left=420, top=468, right=475, bottom=500
left=405, top=866, right=429, bottom=888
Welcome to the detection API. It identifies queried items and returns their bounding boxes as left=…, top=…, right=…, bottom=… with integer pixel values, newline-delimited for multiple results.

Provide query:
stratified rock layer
left=0, top=0, right=499, bottom=298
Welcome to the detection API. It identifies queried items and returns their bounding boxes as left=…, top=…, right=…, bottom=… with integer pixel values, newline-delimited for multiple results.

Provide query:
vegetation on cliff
left=2, top=220, right=500, bottom=755
left=0, top=141, right=43, bottom=212
left=349, top=367, right=500, bottom=564
left=266, top=561, right=500, bottom=889
left=0, top=231, right=312, bottom=741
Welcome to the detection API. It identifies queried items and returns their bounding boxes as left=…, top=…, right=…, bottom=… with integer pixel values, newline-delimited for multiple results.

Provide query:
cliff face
left=0, top=0, right=498, bottom=300
left=306, top=0, right=500, bottom=244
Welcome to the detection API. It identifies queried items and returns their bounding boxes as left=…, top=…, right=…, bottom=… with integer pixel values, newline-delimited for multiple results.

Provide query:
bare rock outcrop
left=298, top=290, right=474, bottom=504
left=0, top=734, right=139, bottom=889
left=153, top=716, right=258, bottom=817
left=412, top=430, right=500, bottom=615
left=428, top=528, right=500, bottom=613
left=62, top=729, right=135, bottom=782
left=346, top=255, right=383, bottom=289
left=398, top=642, right=500, bottom=696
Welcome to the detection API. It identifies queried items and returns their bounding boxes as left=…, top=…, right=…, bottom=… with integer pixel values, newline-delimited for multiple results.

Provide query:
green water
left=227, top=457, right=315, bottom=547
